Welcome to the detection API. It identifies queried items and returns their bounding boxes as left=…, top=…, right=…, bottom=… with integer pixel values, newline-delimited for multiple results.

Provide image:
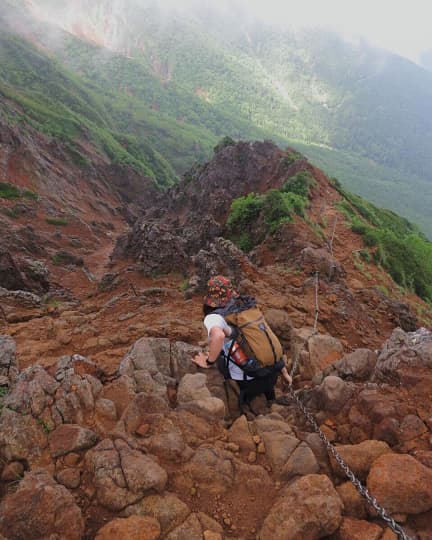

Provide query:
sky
left=244, top=0, right=432, bottom=63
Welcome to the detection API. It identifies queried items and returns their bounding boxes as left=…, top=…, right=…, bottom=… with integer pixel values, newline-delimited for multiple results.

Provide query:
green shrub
left=45, top=216, right=68, bottom=226
left=227, top=193, right=264, bottom=230
left=0, top=182, right=20, bottom=199
left=236, top=232, right=255, bottom=252
left=0, top=386, right=8, bottom=415
left=263, top=189, right=292, bottom=233
left=351, top=217, right=369, bottom=235
left=22, top=189, right=38, bottom=200
left=363, top=229, right=380, bottom=247
left=282, top=171, right=316, bottom=198
left=51, top=255, right=62, bottom=265
left=284, top=192, right=308, bottom=217
left=359, top=249, right=372, bottom=262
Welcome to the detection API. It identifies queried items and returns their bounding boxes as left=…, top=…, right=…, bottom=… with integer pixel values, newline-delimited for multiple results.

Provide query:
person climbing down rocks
left=192, top=275, right=292, bottom=415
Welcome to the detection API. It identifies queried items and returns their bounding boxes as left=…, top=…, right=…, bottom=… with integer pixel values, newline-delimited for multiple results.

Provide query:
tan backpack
left=224, top=303, right=283, bottom=367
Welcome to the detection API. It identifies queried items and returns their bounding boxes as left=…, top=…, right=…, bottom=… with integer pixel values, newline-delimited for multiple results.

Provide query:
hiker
left=192, top=275, right=292, bottom=409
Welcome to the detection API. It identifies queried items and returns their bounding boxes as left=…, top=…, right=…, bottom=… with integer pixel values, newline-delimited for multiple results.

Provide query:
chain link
left=286, top=270, right=413, bottom=540
left=288, top=387, right=413, bottom=540
left=313, top=271, right=319, bottom=335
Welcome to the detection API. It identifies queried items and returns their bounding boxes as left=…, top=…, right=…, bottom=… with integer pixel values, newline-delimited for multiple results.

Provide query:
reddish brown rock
left=337, top=517, right=382, bottom=539
left=0, top=469, right=84, bottom=539
left=95, top=515, right=161, bottom=540
left=259, top=474, right=343, bottom=540
left=367, top=454, right=432, bottom=514
left=48, top=423, right=99, bottom=457
left=307, top=333, right=344, bottom=376
left=336, top=481, right=367, bottom=519
left=329, top=439, right=392, bottom=480
left=227, top=414, right=255, bottom=452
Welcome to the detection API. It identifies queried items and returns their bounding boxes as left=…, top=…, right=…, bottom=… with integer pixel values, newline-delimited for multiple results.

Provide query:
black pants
left=235, top=371, right=279, bottom=403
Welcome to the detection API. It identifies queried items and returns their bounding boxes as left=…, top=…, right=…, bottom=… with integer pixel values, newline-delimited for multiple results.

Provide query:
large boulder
left=258, top=474, right=343, bottom=540
left=329, top=440, right=392, bottom=480
left=373, top=327, right=432, bottom=384
left=85, top=438, right=168, bottom=511
left=367, top=453, right=432, bottom=514
left=0, top=470, right=84, bottom=539
left=176, top=373, right=225, bottom=421
left=95, top=516, right=161, bottom=540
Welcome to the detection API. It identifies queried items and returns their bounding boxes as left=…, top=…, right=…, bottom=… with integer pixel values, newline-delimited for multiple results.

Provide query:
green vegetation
left=0, top=182, right=38, bottom=203
left=226, top=172, right=313, bottom=251
left=45, top=217, right=68, bottom=226
left=0, top=386, right=8, bottom=415
left=0, top=182, right=20, bottom=199
left=227, top=193, right=264, bottom=230
left=282, top=171, right=317, bottom=198
left=338, top=191, right=432, bottom=302
left=37, top=418, right=52, bottom=434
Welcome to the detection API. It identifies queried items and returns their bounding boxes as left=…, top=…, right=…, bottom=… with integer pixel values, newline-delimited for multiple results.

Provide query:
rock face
left=373, top=327, right=432, bottom=382
left=85, top=438, right=168, bottom=511
left=0, top=329, right=429, bottom=540
left=0, top=250, right=26, bottom=291
left=0, top=469, right=84, bottom=539
left=119, top=141, right=290, bottom=281
left=258, top=474, right=343, bottom=540
left=367, top=454, right=432, bottom=514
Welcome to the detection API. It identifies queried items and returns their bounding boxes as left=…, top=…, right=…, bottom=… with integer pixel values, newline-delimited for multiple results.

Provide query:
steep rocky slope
left=1, top=135, right=432, bottom=539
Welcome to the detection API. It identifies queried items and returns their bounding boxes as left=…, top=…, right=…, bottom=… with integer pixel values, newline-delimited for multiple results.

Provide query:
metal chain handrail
left=287, top=273, right=413, bottom=540
left=313, top=271, right=320, bottom=334
left=287, top=385, right=413, bottom=540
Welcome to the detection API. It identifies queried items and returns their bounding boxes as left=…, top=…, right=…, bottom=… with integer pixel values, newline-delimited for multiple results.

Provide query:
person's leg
left=237, top=374, right=277, bottom=402
left=264, top=372, right=278, bottom=401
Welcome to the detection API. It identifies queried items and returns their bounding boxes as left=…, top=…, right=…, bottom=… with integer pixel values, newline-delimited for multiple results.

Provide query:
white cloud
left=244, top=0, right=432, bottom=62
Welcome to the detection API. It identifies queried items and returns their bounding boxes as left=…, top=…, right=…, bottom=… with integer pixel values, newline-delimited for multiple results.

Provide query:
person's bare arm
left=281, top=366, right=292, bottom=385
left=193, top=326, right=225, bottom=368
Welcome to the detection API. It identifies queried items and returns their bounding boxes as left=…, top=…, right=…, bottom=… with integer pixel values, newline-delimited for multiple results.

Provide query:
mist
left=19, top=0, right=432, bottom=64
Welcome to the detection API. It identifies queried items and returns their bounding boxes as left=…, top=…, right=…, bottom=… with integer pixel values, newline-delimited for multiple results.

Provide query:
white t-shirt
left=203, top=313, right=253, bottom=381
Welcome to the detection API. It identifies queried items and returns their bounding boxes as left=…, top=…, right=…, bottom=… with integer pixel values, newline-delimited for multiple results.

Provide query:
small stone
left=56, top=468, right=81, bottom=489
left=253, top=435, right=261, bottom=444
left=257, top=442, right=266, bottom=454
left=135, top=424, right=151, bottom=437
left=63, top=453, right=81, bottom=467
left=203, top=531, right=222, bottom=540
left=247, top=451, right=257, bottom=463
left=225, top=442, right=240, bottom=452
left=223, top=517, right=231, bottom=526
left=320, top=424, right=336, bottom=441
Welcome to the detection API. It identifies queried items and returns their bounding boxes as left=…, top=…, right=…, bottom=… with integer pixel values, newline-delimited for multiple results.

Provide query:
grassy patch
left=0, top=386, right=8, bottom=415
left=226, top=186, right=310, bottom=251
left=45, top=216, right=68, bottom=226
left=0, top=182, right=20, bottom=199
left=0, top=182, right=38, bottom=203
left=338, top=189, right=432, bottom=302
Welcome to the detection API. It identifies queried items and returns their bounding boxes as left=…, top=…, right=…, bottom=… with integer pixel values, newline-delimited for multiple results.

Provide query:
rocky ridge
left=1, top=135, right=432, bottom=538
